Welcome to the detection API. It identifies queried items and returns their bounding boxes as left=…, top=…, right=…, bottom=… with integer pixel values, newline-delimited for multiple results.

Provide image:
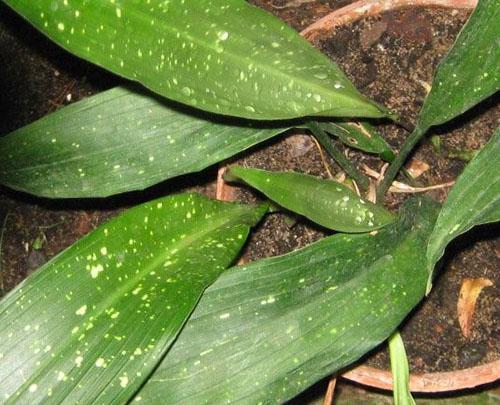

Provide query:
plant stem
left=307, top=121, right=369, bottom=191
left=376, top=126, right=427, bottom=201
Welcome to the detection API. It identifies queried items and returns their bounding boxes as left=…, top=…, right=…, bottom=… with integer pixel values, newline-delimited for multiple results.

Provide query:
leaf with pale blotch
left=225, top=166, right=395, bottom=232
left=0, top=193, right=267, bottom=404
left=416, top=0, right=499, bottom=132
left=319, top=121, right=395, bottom=161
left=137, top=197, right=440, bottom=403
left=457, top=278, right=493, bottom=338
left=0, top=86, right=288, bottom=198
left=3, top=0, right=392, bottom=120
left=427, top=129, right=500, bottom=276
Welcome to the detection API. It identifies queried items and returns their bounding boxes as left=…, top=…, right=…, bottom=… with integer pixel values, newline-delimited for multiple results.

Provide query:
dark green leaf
left=427, top=129, right=500, bottom=276
left=3, top=0, right=392, bottom=120
left=389, top=332, right=416, bottom=405
left=417, top=0, right=499, bottom=132
left=0, top=193, right=266, bottom=403
left=0, top=86, right=288, bottom=198
left=319, top=121, right=395, bottom=161
left=378, top=0, right=499, bottom=199
left=225, top=166, right=395, bottom=232
left=137, top=196, right=440, bottom=404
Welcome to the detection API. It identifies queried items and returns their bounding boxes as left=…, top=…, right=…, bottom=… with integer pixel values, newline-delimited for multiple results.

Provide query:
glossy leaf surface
left=0, top=193, right=266, bottom=404
left=3, top=0, right=391, bottom=120
left=427, top=129, right=500, bottom=273
left=0, top=86, right=288, bottom=198
left=138, top=197, right=440, bottom=404
left=225, top=166, right=395, bottom=232
left=416, top=0, right=499, bottom=132
left=319, top=121, right=395, bottom=161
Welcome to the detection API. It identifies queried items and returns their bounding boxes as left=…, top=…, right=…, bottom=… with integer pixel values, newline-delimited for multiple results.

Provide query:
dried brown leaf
left=457, top=278, right=493, bottom=338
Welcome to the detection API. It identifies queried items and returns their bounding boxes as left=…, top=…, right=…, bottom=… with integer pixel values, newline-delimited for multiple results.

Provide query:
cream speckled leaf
left=0, top=193, right=267, bottom=404
left=137, top=197, right=440, bottom=404
left=0, top=86, right=288, bottom=199
left=3, top=0, right=392, bottom=120
left=416, top=0, right=499, bottom=132
left=225, top=167, right=395, bottom=232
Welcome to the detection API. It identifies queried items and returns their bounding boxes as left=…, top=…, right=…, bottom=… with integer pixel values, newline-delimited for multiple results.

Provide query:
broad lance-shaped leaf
left=0, top=193, right=267, bottom=404
left=3, top=0, right=393, bottom=121
left=137, top=197, right=440, bottom=403
left=319, top=121, right=395, bottom=161
left=225, top=167, right=395, bottom=232
left=416, top=0, right=499, bottom=132
left=427, top=129, right=500, bottom=281
left=0, top=86, right=289, bottom=199
left=378, top=0, right=499, bottom=198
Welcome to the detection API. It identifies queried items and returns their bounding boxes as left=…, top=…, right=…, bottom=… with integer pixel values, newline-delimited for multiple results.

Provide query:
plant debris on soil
left=0, top=0, right=498, bottom=386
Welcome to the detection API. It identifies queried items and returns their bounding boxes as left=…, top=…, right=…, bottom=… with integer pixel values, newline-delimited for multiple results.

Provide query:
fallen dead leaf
left=406, top=158, right=430, bottom=178
left=457, top=278, right=493, bottom=338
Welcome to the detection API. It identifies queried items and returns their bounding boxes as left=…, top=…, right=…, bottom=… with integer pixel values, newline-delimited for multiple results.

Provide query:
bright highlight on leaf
left=0, top=86, right=288, bottom=198
left=137, top=197, right=440, bottom=403
left=3, top=0, right=392, bottom=120
left=0, top=193, right=267, bottom=403
left=225, top=166, right=395, bottom=232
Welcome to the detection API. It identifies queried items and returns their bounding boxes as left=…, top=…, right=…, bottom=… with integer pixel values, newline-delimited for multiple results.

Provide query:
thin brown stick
left=323, top=377, right=337, bottom=405
left=300, top=0, right=477, bottom=40
left=311, top=136, right=335, bottom=179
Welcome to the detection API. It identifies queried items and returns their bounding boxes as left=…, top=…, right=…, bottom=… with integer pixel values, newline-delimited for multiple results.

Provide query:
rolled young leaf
left=426, top=128, right=499, bottom=286
left=225, top=166, right=395, bottom=232
left=319, top=121, right=395, bottom=161
left=389, top=332, right=416, bottom=405
left=0, top=86, right=289, bottom=199
left=3, top=0, right=392, bottom=121
left=137, top=196, right=440, bottom=404
left=0, top=193, right=267, bottom=404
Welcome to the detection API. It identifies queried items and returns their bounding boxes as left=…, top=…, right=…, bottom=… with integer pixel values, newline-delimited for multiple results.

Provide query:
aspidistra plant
left=0, top=0, right=498, bottom=403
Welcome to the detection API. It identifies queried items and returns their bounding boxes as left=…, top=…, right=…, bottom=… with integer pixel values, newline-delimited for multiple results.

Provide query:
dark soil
left=0, top=0, right=498, bottom=398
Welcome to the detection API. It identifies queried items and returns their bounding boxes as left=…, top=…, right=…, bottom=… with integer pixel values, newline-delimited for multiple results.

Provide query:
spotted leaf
left=137, top=197, right=440, bottom=403
left=225, top=167, right=395, bottom=232
left=0, top=86, right=289, bottom=199
left=416, top=0, right=499, bottom=132
left=0, top=193, right=267, bottom=404
left=3, top=0, right=392, bottom=120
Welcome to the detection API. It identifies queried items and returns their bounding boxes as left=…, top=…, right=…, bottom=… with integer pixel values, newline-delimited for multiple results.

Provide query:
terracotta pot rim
left=216, top=0, right=492, bottom=395
left=341, top=361, right=500, bottom=393
left=300, top=0, right=477, bottom=40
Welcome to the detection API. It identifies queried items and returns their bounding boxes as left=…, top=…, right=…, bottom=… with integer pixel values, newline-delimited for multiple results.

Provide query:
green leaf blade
left=225, top=167, right=395, bottom=232
left=417, top=0, right=500, bottom=131
left=389, top=332, right=416, bottom=405
left=0, top=193, right=266, bottom=403
left=319, top=121, right=395, bottom=161
left=138, top=196, right=440, bottom=404
left=427, top=129, right=500, bottom=271
left=0, top=86, right=288, bottom=198
left=3, top=0, right=391, bottom=120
